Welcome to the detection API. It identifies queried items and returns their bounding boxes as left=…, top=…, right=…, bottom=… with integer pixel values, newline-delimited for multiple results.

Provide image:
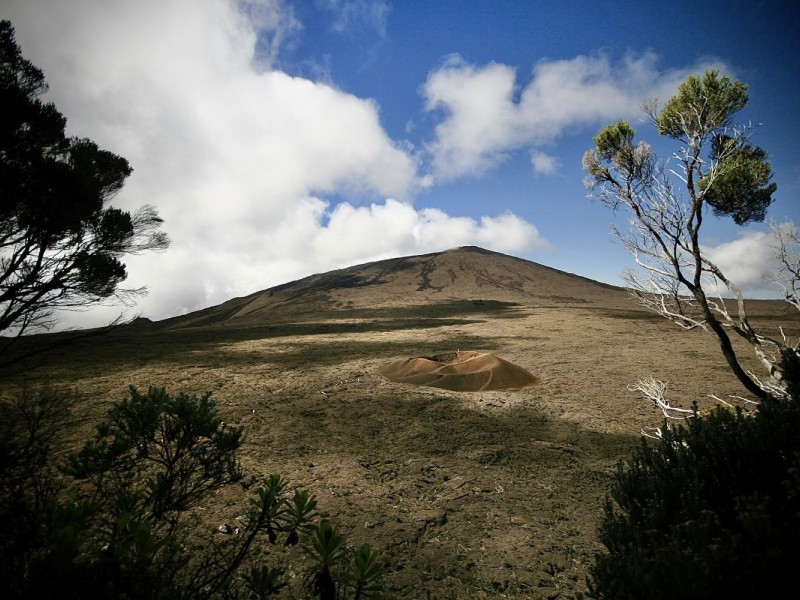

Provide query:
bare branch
left=770, top=220, right=800, bottom=312
left=628, top=378, right=695, bottom=420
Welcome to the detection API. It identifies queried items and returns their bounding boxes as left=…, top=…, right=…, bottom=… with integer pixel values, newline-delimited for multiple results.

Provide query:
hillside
left=5, top=246, right=799, bottom=598
left=161, top=246, right=634, bottom=329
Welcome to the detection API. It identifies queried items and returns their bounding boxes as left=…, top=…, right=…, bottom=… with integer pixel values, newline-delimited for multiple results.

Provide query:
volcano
left=152, top=246, right=634, bottom=392
left=160, top=246, right=631, bottom=330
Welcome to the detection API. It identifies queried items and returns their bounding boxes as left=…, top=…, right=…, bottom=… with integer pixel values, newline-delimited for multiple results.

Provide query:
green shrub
left=0, top=386, right=79, bottom=596
left=0, top=385, right=383, bottom=599
left=589, top=395, right=800, bottom=599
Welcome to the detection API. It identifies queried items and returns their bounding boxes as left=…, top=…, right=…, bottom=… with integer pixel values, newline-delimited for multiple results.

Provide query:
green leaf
left=656, top=69, right=748, bottom=140
left=304, top=519, right=347, bottom=568
left=701, top=135, right=776, bottom=224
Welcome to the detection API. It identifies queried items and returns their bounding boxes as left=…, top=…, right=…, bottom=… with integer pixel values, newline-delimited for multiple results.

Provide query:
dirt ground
left=5, top=292, right=796, bottom=598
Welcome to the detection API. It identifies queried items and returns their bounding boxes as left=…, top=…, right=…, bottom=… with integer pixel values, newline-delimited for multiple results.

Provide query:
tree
left=0, top=20, right=169, bottom=339
left=584, top=69, right=800, bottom=599
left=771, top=220, right=800, bottom=311
left=583, top=69, right=798, bottom=404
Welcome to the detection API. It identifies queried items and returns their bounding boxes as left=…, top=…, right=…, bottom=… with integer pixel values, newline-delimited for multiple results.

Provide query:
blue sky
left=3, top=0, right=799, bottom=327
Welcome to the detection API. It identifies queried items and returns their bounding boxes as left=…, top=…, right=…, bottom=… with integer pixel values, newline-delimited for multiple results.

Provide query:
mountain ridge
left=160, top=246, right=633, bottom=329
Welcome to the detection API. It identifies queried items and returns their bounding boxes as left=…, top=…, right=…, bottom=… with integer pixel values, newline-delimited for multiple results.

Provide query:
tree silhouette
left=0, top=20, right=169, bottom=340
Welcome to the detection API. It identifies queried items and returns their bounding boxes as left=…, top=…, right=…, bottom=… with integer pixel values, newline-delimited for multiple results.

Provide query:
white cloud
left=4, top=0, right=551, bottom=328
left=240, top=0, right=303, bottom=69
left=54, top=198, right=551, bottom=329
left=530, top=151, right=559, bottom=175
left=423, top=56, right=520, bottom=178
left=313, top=199, right=551, bottom=266
left=704, top=230, right=781, bottom=298
left=422, top=52, right=731, bottom=181
left=319, top=0, right=392, bottom=38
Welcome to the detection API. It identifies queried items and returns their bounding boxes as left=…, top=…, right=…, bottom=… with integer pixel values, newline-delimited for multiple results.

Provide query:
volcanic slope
left=8, top=247, right=800, bottom=599
left=162, top=246, right=636, bottom=329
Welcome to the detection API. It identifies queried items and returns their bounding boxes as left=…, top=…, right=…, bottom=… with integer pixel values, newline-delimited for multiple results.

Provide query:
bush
left=0, top=386, right=78, bottom=595
left=0, top=385, right=383, bottom=599
left=588, top=395, right=800, bottom=599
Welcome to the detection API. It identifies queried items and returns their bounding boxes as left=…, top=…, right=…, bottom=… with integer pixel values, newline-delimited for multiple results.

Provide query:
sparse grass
left=3, top=292, right=798, bottom=598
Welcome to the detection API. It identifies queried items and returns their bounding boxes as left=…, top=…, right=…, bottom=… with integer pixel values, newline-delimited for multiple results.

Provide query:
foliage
left=67, top=386, right=244, bottom=523
left=583, top=69, right=797, bottom=401
left=0, top=20, right=169, bottom=339
left=655, top=70, right=748, bottom=141
left=0, top=386, right=79, bottom=594
left=701, top=135, right=777, bottom=225
left=0, top=385, right=384, bottom=599
left=345, top=544, right=385, bottom=600
left=585, top=68, right=800, bottom=599
left=305, top=519, right=349, bottom=599
left=588, top=392, right=800, bottom=599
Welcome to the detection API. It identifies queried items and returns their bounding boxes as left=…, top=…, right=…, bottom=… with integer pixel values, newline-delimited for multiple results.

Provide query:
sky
left=3, top=0, right=800, bottom=328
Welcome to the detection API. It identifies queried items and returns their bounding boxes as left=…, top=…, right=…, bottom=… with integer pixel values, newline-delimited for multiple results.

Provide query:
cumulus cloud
left=530, top=151, right=559, bottom=175
left=422, top=52, right=730, bottom=181
left=313, top=199, right=551, bottom=265
left=4, top=0, right=550, bottom=328
left=704, top=230, right=781, bottom=298
left=8, top=1, right=752, bottom=331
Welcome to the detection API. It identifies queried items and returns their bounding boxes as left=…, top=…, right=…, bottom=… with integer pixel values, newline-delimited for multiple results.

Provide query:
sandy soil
left=377, top=351, right=538, bottom=391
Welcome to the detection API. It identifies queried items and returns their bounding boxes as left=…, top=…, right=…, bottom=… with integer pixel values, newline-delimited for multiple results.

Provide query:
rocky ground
left=4, top=248, right=798, bottom=598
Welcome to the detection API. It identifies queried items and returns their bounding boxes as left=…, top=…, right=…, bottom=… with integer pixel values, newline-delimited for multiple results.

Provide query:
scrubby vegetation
left=589, top=385, right=800, bottom=599
left=0, top=20, right=169, bottom=342
left=0, top=385, right=383, bottom=599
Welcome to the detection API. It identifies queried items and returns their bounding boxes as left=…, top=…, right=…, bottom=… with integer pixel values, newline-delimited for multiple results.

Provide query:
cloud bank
left=4, top=0, right=549, bottom=327
left=5, top=0, right=760, bottom=329
left=422, top=52, right=730, bottom=181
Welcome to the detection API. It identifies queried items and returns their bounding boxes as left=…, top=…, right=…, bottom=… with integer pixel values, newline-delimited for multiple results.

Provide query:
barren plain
left=4, top=246, right=798, bottom=598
